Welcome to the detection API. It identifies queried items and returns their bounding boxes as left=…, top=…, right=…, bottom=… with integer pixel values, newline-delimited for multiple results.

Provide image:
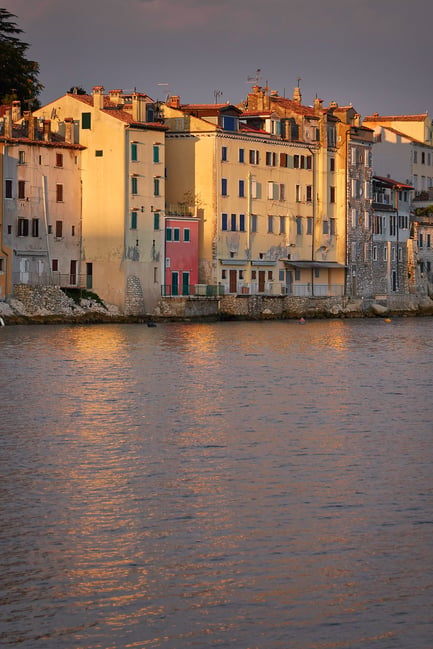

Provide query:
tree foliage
left=0, top=8, right=43, bottom=107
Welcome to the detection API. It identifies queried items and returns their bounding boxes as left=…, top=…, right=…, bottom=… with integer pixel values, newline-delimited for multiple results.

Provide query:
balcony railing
left=161, top=284, right=225, bottom=297
left=12, top=272, right=87, bottom=289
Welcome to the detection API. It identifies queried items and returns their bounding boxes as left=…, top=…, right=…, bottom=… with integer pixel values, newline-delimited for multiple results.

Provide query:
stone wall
left=12, top=284, right=77, bottom=314
left=125, top=275, right=146, bottom=315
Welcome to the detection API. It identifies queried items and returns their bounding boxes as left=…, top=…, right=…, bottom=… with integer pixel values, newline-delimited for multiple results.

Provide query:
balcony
left=161, top=284, right=224, bottom=297
left=12, top=272, right=87, bottom=289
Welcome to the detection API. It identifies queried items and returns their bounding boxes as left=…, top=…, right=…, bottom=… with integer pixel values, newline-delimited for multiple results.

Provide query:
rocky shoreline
left=1, top=287, right=433, bottom=326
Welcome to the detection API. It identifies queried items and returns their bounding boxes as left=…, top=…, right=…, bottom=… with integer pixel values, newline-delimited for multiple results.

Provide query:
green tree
left=0, top=8, right=43, bottom=107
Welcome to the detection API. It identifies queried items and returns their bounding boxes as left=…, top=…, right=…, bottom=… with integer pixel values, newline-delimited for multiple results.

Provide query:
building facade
left=34, top=87, right=167, bottom=314
left=1, top=103, right=83, bottom=299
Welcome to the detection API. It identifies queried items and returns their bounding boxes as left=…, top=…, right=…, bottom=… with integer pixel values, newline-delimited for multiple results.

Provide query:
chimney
left=4, top=108, right=12, bottom=138
left=353, top=113, right=361, bottom=127
left=64, top=117, right=74, bottom=144
left=92, top=85, right=105, bottom=109
left=314, top=97, right=323, bottom=115
left=132, top=93, right=147, bottom=122
left=168, top=95, right=181, bottom=110
left=25, top=113, right=37, bottom=141
left=109, top=89, right=123, bottom=104
left=292, top=85, right=302, bottom=104
left=43, top=119, right=51, bottom=142
left=11, top=100, right=21, bottom=122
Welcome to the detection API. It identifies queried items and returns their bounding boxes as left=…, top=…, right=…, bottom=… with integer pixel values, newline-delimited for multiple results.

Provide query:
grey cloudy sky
left=7, top=0, right=433, bottom=118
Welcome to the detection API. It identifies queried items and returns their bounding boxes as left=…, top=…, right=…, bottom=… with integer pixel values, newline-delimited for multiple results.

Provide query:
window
left=221, top=146, right=227, bottom=161
left=56, top=184, right=63, bottom=202
left=17, top=218, right=29, bottom=236
left=231, top=214, right=237, bottom=231
left=184, top=228, right=190, bottom=242
left=153, top=177, right=160, bottom=196
left=131, top=211, right=138, bottom=229
left=383, top=247, right=388, bottom=261
left=306, top=155, right=312, bottom=170
left=352, top=208, right=358, bottom=227
left=173, top=228, right=180, bottom=242
left=239, top=179, right=245, bottom=197
left=280, top=153, right=289, bottom=167
left=330, top=186, right=336, bottom=203
left=307, top=217, right=313, bottom=235
left=373, top=245, right=378, bottom=261
left=86, top=262, right=93, bottom=289
left=55, top=220, right=63, bottom=238
left=330, top=218, right=336, bottom=235
left=18, top=150, right=25, bottom=164
left=239, top=214, right=245, bottom=232
left=249, top=150, right=259, bottom=165
left=222, top=213, right=228, bottom=230
left=81, top=112, right=91, bottom=129
left=131, top=176, right=138, bottom=194
left=295, top=269, right=301, bottom=281
left=5, top=179, right=12, bottom=198
left=428, top=234, right=431, bottom=248
left=251, top=181, right=261, bottom=199
left=295, top=185, right=301, bottom=202
left=239, top=148, right=245, bottom=163
left=330, top=157, right=335, bottom=172
left=296, top=216, right=302, bottom=235
left=56, top=153, right=63, bottom=167
left=131, top=143, right=138, bottom=161
left=95, top=150, right=103, bottom=157
left=221, top=178, right=228, bottom=196
left=413, top=174, right=418, bottom=190
left=166, top=227, right=172, bottom=241
left=293, top=155, right=300, bottom=168
left=32, top=218, right=39, bottom=237
left=419, top=233, right=423, bottom=248
left=251, top=214, right=257, bottom=233
left=422, top=151, right=425, bottom=164
left=266, top=152, right=276, bottom=166
left=18, top=180, right=25, bottom=199
left=154, top=212, right=160, bottom=230
left=153, top=145, right=160, bottom=163
left=323, top=220, right=329, bottom=235
left=52, top=259, right=58, bottom=272
left=268, top=215, right=273, bottom=233
left=306, top=185, right=312, bottom=202
left=72, top=225, right=75, bottom=236
left=279, top=216, right=286, bottom=234
left=268, top=271, right=273, bottom=280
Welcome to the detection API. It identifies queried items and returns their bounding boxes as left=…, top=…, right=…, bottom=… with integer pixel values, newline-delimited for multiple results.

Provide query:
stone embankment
left=1, top=285, right=433, bottom=325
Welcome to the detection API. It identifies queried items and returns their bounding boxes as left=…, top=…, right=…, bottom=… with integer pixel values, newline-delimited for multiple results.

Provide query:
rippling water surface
left=1, top=319, right=432, bottom=649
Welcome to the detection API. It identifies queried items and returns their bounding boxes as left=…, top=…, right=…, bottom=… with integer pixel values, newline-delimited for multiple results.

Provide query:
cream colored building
left=1, top=102, right=83, bottom=298
left=163, top=95, right=346, bottom=297
left=35, top=87, right=166, bottom=313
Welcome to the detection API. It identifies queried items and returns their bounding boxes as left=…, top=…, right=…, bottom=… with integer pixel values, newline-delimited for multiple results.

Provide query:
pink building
left=164, top=217, right=199, bottom=295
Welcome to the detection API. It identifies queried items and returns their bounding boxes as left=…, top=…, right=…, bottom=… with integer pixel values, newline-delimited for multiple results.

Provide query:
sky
left=6, top=0, right=433, bottom=119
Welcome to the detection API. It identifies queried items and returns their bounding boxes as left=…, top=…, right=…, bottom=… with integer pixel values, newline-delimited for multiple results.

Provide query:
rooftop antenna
left=214, top=89, right=222, bottom=103
left=247, top=68, right=262, bottom=85
left=297, top=76, right=302, bottom=89
left=157, top=82, right=170, bottom=102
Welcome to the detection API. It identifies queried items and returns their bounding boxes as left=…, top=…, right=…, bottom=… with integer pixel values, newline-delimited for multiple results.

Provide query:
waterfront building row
left=1, top=84, right=432, bottom=312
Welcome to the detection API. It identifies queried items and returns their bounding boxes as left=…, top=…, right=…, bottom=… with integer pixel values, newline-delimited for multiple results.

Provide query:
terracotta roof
left=65, top=92, right=166, bottom=129
left=270, top=96, right=316, bottom=117
left=364, top=113, right=428, bottom=122
left=374, top=175, right=413, bottom=189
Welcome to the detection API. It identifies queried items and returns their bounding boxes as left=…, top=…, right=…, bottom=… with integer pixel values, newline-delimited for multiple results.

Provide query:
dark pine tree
left=0, top=8, right=43, bottom=107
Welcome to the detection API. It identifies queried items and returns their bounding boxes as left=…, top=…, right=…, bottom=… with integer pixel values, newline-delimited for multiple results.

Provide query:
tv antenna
left=214, top=89, right=222, bottom=103
left=247, top=68, right=262, bottom=85
left=157, top=82, right=170, bottom=102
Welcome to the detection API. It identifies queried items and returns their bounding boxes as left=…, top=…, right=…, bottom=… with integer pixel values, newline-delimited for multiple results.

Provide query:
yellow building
left=163, top=94, right=346, bottom=297
left=35, top=87, right=166, bottom=314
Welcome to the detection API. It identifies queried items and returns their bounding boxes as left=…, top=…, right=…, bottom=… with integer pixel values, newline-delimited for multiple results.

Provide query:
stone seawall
left=2, top=285, right=433, bottom=324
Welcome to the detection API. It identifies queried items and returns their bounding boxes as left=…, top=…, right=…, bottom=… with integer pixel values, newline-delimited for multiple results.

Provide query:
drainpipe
left=41, top=175, right=53, bottom=283
left=307, top=146, right=316, bottom=296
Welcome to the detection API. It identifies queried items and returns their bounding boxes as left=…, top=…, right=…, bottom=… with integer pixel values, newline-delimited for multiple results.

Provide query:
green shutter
left=153, top=145, right=160, bottom=163
left=131, top=211, right=137, bottom=229
left=82, top=112, right=91, bottom=129
left=154, top=212, right=160, bottom=230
